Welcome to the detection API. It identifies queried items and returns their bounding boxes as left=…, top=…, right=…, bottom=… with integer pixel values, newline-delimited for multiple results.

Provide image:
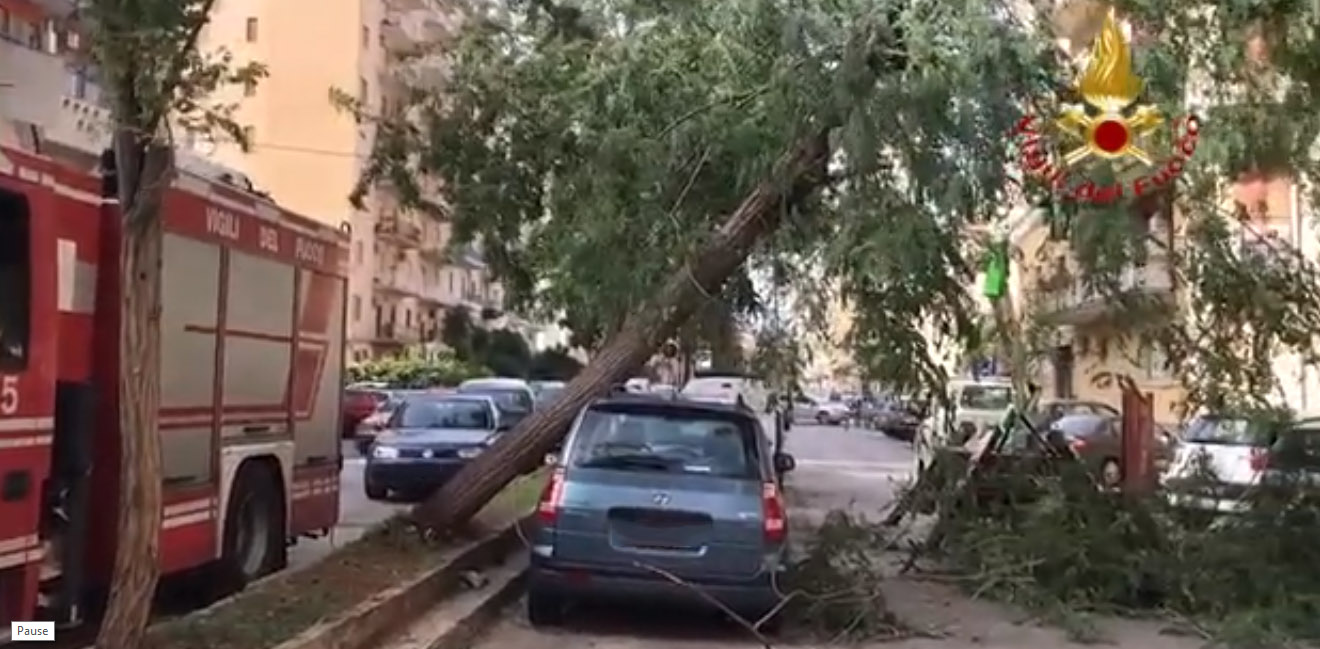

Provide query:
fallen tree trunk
left=414, top=129, right=833, bottom=530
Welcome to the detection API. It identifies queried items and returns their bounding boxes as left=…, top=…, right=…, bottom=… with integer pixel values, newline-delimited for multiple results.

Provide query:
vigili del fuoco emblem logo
left=1011, top=8, right=1200, bottom=204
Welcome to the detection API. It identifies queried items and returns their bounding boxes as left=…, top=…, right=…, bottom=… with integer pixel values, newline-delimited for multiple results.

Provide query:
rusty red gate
left=1120, top=384, right=1156, bottom=494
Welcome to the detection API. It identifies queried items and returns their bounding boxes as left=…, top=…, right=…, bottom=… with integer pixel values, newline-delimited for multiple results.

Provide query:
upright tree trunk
left=415, top=130, right=831, bottom=529
left=96, top=137, right=169, bottom=649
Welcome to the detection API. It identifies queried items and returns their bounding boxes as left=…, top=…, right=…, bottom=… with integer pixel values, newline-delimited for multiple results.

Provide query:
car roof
left=401, top=392, right=492, bottom=404
left=691, top=371, right=763, bottom=380
left=587, top=393, right=756, bottom=419
left=460, top=377, right=532, bottom=390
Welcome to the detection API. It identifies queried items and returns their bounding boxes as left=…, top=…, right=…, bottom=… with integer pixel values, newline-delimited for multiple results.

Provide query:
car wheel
left=816, top=412, right=829, bottom=425
left=526, top=586, right=565, bottom=627
left=365, top=479, right=388, bottom=501
left=1100, top=459, right=1122, bottom=488
left=216, top=461, right=287, bottom=595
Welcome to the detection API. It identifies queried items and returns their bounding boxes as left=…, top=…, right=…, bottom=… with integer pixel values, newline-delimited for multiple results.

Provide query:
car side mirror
left=774, top=452, right=796, bottom=473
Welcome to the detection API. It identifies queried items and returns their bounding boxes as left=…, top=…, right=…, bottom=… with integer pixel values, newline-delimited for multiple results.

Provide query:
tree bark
left=414, top=129, right=832, bottom=529
left=95, top=135, right=170, bottom=649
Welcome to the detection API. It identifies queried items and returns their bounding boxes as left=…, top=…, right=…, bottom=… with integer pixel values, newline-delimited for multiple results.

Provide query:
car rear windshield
left=459, top=386, right=533, bottom=413
left=394, top=399, right=492, bottom=429
left=1050, top=413, right=1110, bottom=438
left=569, top=405, right=761, bottom=479
left=1184, top=417, right=1271, bottom=445
left=959, top=386, right=1011, bottom=410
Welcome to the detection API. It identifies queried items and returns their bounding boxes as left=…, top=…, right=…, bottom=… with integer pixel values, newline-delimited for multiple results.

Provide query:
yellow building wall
left=200, top=0, right=365, bottom=226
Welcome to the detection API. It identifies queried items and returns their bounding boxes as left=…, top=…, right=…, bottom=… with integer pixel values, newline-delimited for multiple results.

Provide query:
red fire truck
left=0, top=145, right=348, bottom=632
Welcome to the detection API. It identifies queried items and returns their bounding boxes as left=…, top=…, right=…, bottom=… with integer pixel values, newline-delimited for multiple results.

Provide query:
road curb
left=424, top=565, right=529, bottom=649
left=269, top=516, right=531, bottom=649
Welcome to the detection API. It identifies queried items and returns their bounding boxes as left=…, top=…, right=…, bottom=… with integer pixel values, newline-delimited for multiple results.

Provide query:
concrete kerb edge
left=425, top=567, right=530, bottom=649
left=269, top=515, right=533, bottom=649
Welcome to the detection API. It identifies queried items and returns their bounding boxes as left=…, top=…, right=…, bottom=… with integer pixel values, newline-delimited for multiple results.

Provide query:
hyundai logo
left=652, top=492, right=670, bottom=506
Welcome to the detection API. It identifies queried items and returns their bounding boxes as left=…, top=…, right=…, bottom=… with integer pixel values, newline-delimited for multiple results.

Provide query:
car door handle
left=242, top=425, right=271, bottom=434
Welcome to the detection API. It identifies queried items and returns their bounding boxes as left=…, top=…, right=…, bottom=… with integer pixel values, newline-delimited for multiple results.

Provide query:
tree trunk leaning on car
left=411, top=131, right=832, bottom=531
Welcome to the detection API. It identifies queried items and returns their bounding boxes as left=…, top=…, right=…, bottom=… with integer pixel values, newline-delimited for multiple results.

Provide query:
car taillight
left=1250, top=448, right=1270, bottom=472
left=761, top=482, right=786, bottom=543
left=537, top=469, right=565, bottom=524
left=1069, top=438, right=1087, bottom=455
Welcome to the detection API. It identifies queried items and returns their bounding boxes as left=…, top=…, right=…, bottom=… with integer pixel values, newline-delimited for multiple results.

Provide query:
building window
left=41, top=19, right=58, bottom=53
left=405, top=309, right=412, bottom=327
left=245, top=17, right=258, bottom=42
left=242, top=126, right=255, bottom=147
left=351, top=295, right=361, bottom=322
left=361, top=25, right=369, bottom=47
left=70, top=70, right=88, bottom=100
left=354, top=241, right=363, bottom=264
left=447, top=270, right=454, bottom=293
left=243, top=78, right=256, bottom=97
left=1140, top=345, right=1172, bottom=381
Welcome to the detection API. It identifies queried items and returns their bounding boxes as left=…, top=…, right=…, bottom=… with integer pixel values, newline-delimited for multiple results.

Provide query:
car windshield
left=569, top=407, right=760, bottom=478
left=958, top=386, right=1011, bottom=410
left=394, top=399, right=492, bottom=429
left=459, top=386, right=533, bottom=413
left=538, top=386, right=565, bottom=402
left=1185, top=417, right=1268, bottom=446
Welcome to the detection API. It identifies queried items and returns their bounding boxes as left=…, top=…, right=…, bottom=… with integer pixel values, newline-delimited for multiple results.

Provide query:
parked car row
left=346, top=371, right=796, bottom=629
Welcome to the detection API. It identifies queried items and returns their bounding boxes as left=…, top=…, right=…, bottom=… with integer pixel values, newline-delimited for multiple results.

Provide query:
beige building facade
left=193, top=0, right=504, bottom=362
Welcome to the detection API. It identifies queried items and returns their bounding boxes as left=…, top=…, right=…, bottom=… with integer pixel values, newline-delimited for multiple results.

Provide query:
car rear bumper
left=366, top=459, right=467, bottom=493
left=529, top=557, right=781, bottom=614
left=1164, top=491, right=1250, bottom=514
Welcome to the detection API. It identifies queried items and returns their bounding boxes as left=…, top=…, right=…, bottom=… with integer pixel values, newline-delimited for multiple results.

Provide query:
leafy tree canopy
left=358, top=0, right=1320, bottom=416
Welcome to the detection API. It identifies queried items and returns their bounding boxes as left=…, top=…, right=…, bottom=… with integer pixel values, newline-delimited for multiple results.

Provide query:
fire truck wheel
left=219, top=462, right=287, bottom=590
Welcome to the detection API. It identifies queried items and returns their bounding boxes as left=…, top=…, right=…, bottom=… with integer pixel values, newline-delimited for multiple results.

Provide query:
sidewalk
left=873, top=574, right=1205, bottom=649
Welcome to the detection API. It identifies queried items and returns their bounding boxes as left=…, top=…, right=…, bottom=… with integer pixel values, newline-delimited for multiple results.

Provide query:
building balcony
left=373, top=266, right=419, bottom=297
left=462, top=290, right=503, bottom=318
left=373, top=320, right=420, bottom=346
left=0, top=38, right=109, bottom=155
left=375, top=213, right=422, bottom=248
left=1039, top=261, right=1175, bottom=325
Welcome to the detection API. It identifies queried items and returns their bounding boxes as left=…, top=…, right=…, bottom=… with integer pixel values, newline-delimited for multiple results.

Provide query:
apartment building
left=0, top=0, right=106, bottom=165
left=193, top=0, right=506, bottom=362
left=1011, top=1, right=1313, bottom=421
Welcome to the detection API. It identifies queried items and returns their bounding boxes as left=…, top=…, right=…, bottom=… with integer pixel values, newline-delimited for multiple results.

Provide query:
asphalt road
left=286, top=440, right=405, bottom=571
left=465, top=422, right=918, bottom=649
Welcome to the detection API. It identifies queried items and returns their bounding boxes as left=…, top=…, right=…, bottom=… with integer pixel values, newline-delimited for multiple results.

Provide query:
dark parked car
left=364, top=394, right=508, bottom=500
left=527, top=395, right=796, bottom=628
left=1046, top=412, right=1179, bottom=487
left=458, top=377, right=537, bottom=428
left=354, top=389, right=432, bottom=455
left=869, top=399, right=925, bottom=441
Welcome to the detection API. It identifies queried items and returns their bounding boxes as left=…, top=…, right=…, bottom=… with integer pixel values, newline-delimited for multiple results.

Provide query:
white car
left=791, top=395, right=850, bottom=425
left=1162, top=416, right=1320, bottom=515
left=913, top=378, right=1013, bottom=479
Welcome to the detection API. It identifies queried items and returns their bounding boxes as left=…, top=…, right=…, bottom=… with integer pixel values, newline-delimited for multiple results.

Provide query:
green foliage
left=781, top=511, right=910, bottom=641
left=347, top=351, right=488, bottom=388
left=528, top=346, right=583, bottom=381
left=355, top=0, right=1055, bottom=394
left=482, top=328, right=534, bottom=377
left=923, top=413, right=1320, bottom=647
left=748, top=325, right=807, bottom=391
left=85, top=0, right=267, bottom=154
